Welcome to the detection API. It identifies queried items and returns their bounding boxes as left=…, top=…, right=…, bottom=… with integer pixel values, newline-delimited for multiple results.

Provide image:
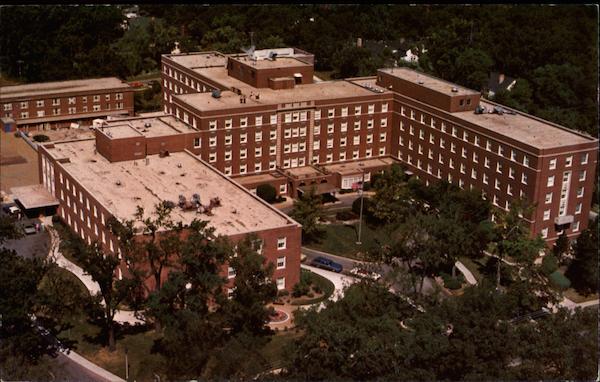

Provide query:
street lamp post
left=125, top=347, right=129, bottom=381
left=356, top=169, right=365, bottom=245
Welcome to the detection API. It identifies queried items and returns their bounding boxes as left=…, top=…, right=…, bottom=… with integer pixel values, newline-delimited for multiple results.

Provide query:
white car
left=350, top=266, right=381, bottom=281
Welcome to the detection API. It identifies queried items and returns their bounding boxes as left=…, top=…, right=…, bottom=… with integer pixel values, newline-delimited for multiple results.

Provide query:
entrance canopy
left=11, top=184, right=59, bottom=210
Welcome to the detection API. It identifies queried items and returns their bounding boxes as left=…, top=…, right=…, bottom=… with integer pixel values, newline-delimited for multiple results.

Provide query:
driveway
left=2, top=218, right=50, bottom=259
left=300, top=264, right=358, bottom=302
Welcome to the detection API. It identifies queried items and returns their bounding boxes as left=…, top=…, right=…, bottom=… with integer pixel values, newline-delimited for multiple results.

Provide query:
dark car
left=310, top=256, right=343, bottom=273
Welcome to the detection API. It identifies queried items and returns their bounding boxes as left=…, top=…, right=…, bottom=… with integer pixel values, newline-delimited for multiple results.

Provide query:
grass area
left=306, top=223, right=392, bottom=260
left=260, top=331, right=300, bottom=370
left=458, top=256, right=483, bottom=282
left=563, top=288, right=599, bottom=304
left=291, top=269, right=335, bottom=306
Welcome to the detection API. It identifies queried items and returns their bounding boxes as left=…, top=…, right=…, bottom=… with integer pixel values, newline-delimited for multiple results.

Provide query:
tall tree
left=71, top=241, right=139, bottom=351
left=565, top=217, right=598, bottom=295
left=290, top=186, right=324, bottom=242
left=369, top=164, right=412, bottom=224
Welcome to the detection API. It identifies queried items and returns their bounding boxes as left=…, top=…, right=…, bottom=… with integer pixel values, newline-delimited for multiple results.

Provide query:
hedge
left=549, top=271, right=571, bottom=290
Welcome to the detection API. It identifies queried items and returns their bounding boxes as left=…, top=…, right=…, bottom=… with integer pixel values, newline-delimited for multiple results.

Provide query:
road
left=301, top=246, right=437, bottom=295
left=280, top=192, right=367, bottom=214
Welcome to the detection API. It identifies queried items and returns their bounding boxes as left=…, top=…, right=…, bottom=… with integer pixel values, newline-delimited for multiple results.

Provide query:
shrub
left=441, top=272, right=463, bottom=290
left=32, top=134, right=50, bottom=142
left=541, top=254, right=559, bottom=275
left=278, top=289, right=290, bottom=297
left=549, top=271, right=571, bottom=290
left=338, top=189, right=354, bottom=194
left=307, top=292, right=314, bottom=298
left=352, top=196, right=372, bottom=216
left=256, top=183, right=277, bottom=204
left=335, top=210, right=357, bottom=221
left=362, top=181, right=371, bottom=191
left=51, top=215, right=61, bottom=224
left=14, top=131, right=21, bottom=138
left=313, top=284, right=322, bottom=294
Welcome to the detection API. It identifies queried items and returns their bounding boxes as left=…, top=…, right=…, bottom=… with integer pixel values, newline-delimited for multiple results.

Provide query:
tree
left=71, top=241, right=139, bottom=351
left=552, top=230, right=569, bottom=261
left=225, top=235, right=277, bottom=337
left=565, top=218, right=598, bottom=295
left=256, top=183, right=277, bottom=204
left=290, top=186, right=324, bottom=242
left=331, top=43, right=383, bottom=79
left=492, top=79, right=534, bottom=113
left=369, top=164, right=412, bottom=224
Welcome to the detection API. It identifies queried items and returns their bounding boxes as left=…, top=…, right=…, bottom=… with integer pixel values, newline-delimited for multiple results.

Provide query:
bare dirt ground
left=0, top=131, right=40, bottom=193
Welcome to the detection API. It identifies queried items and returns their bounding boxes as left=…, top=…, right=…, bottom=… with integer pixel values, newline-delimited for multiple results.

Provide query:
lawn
left=260, top=331, right=301, bottom=370
left=306, top=223, right=392, bottom=259
left=290, top=269, right=335, bottom=306
left=563, top=288, right=599, bottom=304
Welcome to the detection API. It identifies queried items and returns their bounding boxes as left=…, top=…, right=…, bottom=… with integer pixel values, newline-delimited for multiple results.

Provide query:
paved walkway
left=300, top=264, right=358, bottom=303
left=455, top=261, right=478, bottom=285
left=59, top=349, right=125, bottom=382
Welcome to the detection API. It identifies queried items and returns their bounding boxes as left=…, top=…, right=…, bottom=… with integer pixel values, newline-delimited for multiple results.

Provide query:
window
left=3, top=103, right=12, bottom=111
left=240, top=148, right=247, bottom=159
left=545, top=193, right=552, bottom=204
left=573, top=221, right=580, bottom=232
left=471, top=169, right=477, bottom=179
left=20, top=112, right=29, bottom=119
left=522, top=173, right=528, bottom=185
left=507, top=184, right=513, bottom=195
left=461, top=148, right=467, bottom=158
left=410, top=110, right=415, bottom=120
left=543, top=210, right=551, bottom=221
left=367, top=119, right=374, bottom=129
left=105, top=94, right=110, bottom=101
left=354, top=105, right=361, bottom=115
left=300, top=111, right=307, bottom=121
left=228, top=267, right=236, bottom=279
left=382, top=103, right=388, bottom=112
left=354, top=121, right=361, bottom=130
left=367, top=134, right=373, bottom=144
left=368, top=104, right=375, bottom=114
left=277, top=237, right=286, bottom=250
left=340, top=122, right=348, bottom=133
left=429, top=135, right=435, bottom=144
left=255, top=131, right=262, bottom=142
left=474, top=136, right=480, bottom=146
left=523, top=155, right=530, bottom=167
left=509, top=167, right=515, bottom=179
left=451, top=127, right=457, bottom=137
left=483, top=173, right=489, bottom=184
left=353, top=136, right=360, bottom=145
left=498, top=145, right=504, bottom=157
left=209, top=153, right=217, bottom=162
left=486, top=141, right=492, bottom=151
left=37, top=110, right=45, bottom=117
left=255, top=163, right=262, bottom=172
left=224, top=151, right=232, bottom=161
left=328, top=108, right=335, bottom=118
left=581, top=153, right=589, bottom=164
left=341, top=107, right=348, bottom=117
left=463, top=131, right=469, bottom=142
left=541, top=228, right=548, bottom=239
left=576, top=187, right=584, bottom=198
left=327, top=138, right=334, bottom=148
left=565, top=155, right=573, bottom=167
left=276, top=277, right=286, bottom=290
left=440, top=138, right=445, bottom=149
left=575, top=203, right=582, bottom=214
left=549, top=158, right=557, bottom=170
left=450, top=143, right=456, bottom=153
left=460, top=163, right=466, bottom=174
left=225, top=119, right=232, bottom=129
left=239, top=164, right=247, bottom=174
left=240, top=117, right=248, bottom=127
left=473, top=152, right=479, bottom=163
left=579, top=170, right=586, bottom=181
left=270, top=114, right=277, bottom=124
left=547, top=176, right=555, bottom=187
left=36, top=100, right=44, bottom=108
left=496, top=163, right=503, bottom=174
left=419, top=129, right=424, bottom=140
left=284, top=113, right=291, bottom=123
left=313, top=141, right=321, bottom=150
left=277, top=256, right=286, bottom=269
left=209, top=120, right=217, bottom=130
left=327, top=123, right=334, bottom=134
left=495, top=179, right=501, bottom=190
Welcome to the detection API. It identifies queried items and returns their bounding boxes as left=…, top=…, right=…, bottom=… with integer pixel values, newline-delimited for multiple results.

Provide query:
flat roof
left=231, top=56, right=311, bottom=69
left=324, top=157, right=396, bottom=175
left=44, top=140, right=294, bottom=236
left=165, top=52, right=227, bottom=68
left=0, top=77, right=130, bottom=100
left=11, top=184, right=59, bottom=209
left=283, top=166, right=327, bottom=179
left=100, top=115, right=194, bottom=139
left=456, top=100, right=595, bottom=149
left=379, top=68, right=479, bottom=96
left=176, top=68, right=386, bottom=111
left=233, top=173, right=284, bottom=185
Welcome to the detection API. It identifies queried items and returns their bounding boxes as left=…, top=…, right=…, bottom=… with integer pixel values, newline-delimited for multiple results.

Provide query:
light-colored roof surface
left=1, top=77, right=130, bottom=100
left=379, top=68, right=479, bottom=96
left=283, top=166, right=326, bottom=179
left=165, top=52, right=227, bottom=68
left=324, top=157, right=396, bottom=175
left=456, top=100, right=596, bottom=149
left=233, top=173, right=284, bottom=185
left=231, top=56, right=311, bottom=69
left=11, top=184, right=59, bottom=209
left=176, top=69, right=384, bottom=111
left=45, top=140, right=294, bottom=235
left=100, top=116, right=195, bottom=139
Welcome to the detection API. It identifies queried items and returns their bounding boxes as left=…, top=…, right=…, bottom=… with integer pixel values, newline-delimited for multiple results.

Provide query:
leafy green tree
left=454, top=47, right=494, bottom=90
left=290, top=186, right=324, bottom=243
left=331, top=43, right=383, bottom=79
left=200, top=25, right=246, bottom=53
left=552, top=230, right=570, bottom=261
left=492, top=79, right=534, bottom=112
left=225, top=235, right=277, bottom=337
left=256, top=183, right=277, bottom=204
left=565, top=218, right=598, bottom=295
left=369, top=164, right=412, bottom=224
left=71, top=241, right=139, bottom=351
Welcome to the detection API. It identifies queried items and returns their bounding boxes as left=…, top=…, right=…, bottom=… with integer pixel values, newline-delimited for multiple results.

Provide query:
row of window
left=547, top=154, right=589, bottom=169
left=540, top=221, right=580, bottom=239
left=312, top=147, right=387, bottom=165
left=314, top=103, right=388, bottom=119
left=15, top=103, right=124, bottom=119
left=228, top=276, right=287, bottom=296
left=314, top=132, right=387, bottom=149
left=400, top=121, right=532, bottom=168
left=314, top=118, right=388, bottom=134
left=4, top=93, right=123, bottom=111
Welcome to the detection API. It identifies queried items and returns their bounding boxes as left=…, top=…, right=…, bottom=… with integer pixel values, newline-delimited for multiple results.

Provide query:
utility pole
left=356, top=169, right=365, bottom=245
left=125, top=347, right=129, bottom=381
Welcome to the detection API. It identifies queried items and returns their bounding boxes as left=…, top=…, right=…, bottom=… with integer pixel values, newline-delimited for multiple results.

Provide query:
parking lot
left=1, top=205, right=50, bottom=259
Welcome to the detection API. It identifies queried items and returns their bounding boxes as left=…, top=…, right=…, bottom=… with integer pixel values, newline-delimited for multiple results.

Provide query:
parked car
left=310, top=256, right=343, bottom=273
left=23, top=223, right=36, bottom=235
left=350, top=266, right=382, bottom=281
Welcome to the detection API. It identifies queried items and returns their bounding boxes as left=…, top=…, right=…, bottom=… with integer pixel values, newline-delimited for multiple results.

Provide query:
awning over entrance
left=11, top=184, right=59, bottom=210
left=298, top=183, right=339, bottom=195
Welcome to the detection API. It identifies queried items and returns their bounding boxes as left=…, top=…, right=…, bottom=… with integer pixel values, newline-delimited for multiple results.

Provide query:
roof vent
left=474, top=105, right=486, bottom=114
left=177, top=163, right=182, bottom=168
left=451, top=87, right=458, bottom=93
left=116, top=180, right=122, bottom=186
left=418, top=80, right=424, bottom=84
left=144, top=122, right=152, bottom=128
left=211, top=89, right=221, bottom=98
